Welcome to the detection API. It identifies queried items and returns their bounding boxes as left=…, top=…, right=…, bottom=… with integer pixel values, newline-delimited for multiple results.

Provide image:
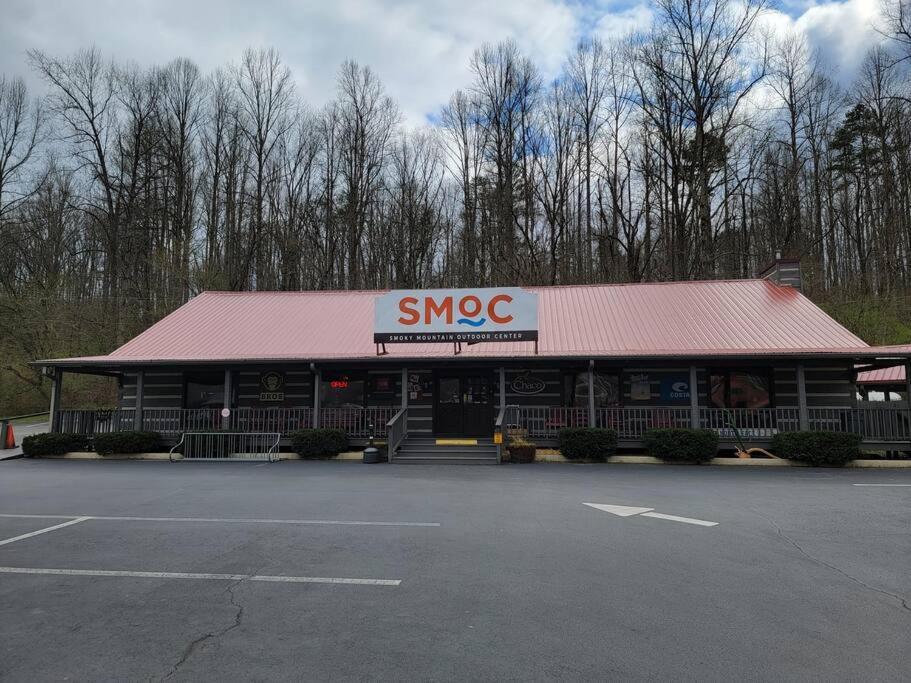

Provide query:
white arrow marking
left=641, top=512, right=718, bottom=527
left=584, top=504, right=718, bottom=527
left=583, top=503, right=654, bottom=517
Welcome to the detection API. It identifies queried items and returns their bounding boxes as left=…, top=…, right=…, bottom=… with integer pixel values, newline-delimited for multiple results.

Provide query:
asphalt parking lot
left=0, top=460, right=909, bottom=682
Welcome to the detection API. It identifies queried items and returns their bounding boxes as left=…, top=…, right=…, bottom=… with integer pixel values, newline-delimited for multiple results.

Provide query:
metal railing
left=319, top=407, right=397, bottom=439
left=386, top=408, right=408, bottom=460
left=142, top=408, right=221, bottom=435
left=170, top=432, right=281, bottom=462
left=809, top=405, right=911, bottom=442
left=51, top=403, right=911, bottom=446
left=598, top=407, right=691, bottom=440
left=505, top=406, right=589, bottom=440
left=231, top=407, right=313, bottom=435
left=56, top=409, right=136, bottom=434
left=699, top=407, right=802, bottom=439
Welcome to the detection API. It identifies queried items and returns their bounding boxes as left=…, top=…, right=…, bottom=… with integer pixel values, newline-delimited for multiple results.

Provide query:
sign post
left=374, top=287, right=538, bottom=344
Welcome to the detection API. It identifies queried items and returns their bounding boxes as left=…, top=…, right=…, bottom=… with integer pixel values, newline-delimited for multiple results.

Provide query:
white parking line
left=0, top=514, right=439, bottom=527
left=0, top=566, right=401, bottom=586
left=0, top=517, right=91, bottom=547
left=640, top=512, right=719, bottom=527
left=851, top=484, right=911, bottom=487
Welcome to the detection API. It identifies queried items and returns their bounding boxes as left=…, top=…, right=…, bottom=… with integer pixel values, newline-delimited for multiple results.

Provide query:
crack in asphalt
left=159, top=576, right=247, bottom=681
left=157, top=550, right=282, bottom=681
left=756, top=510, right=911, bottom=615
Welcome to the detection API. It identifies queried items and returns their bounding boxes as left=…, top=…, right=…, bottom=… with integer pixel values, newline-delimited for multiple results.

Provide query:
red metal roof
left=39, top=281, right=911, bottom=365
left=857, top=366, right=907, bottom=385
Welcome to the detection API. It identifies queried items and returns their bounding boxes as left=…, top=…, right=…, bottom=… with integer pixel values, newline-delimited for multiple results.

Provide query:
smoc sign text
left=374, top=287, right=538, bottom=343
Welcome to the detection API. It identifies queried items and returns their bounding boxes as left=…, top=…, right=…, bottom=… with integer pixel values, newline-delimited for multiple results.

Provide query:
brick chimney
left=758, top=251, right=803, bottom=291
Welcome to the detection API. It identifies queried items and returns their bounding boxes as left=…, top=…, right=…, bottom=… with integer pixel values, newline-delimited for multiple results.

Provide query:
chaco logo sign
left=374, top=287, right=538, bottom=343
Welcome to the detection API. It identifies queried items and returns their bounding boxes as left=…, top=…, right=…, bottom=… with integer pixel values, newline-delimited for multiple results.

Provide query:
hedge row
left=21, top=433, right=90, bottom=456
left=643, top=428, right=719, bottom=463
left=22, top=431, right=162, bottom=457
left=558, top=428, right=618, bottom=461
left=92, top=431, right=161, bottom=455
left=288, top=428, right=349, bottom=459
left=770, top=431, right=862, bottom=467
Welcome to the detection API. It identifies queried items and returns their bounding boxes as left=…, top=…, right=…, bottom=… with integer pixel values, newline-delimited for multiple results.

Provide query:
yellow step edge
left=435, top=438, right=478, bottom=446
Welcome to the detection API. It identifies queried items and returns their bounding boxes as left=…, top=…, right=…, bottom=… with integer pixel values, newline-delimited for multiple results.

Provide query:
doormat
left=435, top=438, right=478, bottom=446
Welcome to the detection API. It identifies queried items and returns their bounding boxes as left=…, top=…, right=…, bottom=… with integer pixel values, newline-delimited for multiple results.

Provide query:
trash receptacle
left=362, top=421, right=381, bottom=463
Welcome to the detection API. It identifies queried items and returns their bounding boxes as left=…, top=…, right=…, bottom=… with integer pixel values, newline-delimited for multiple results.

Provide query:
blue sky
left=0, top=0, right=889, bottom=125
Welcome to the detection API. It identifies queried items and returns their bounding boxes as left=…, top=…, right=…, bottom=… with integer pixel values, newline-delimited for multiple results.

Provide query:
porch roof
left=857, top=365, right=907, bottom=386
left=35, top=281, right=911, bottom=367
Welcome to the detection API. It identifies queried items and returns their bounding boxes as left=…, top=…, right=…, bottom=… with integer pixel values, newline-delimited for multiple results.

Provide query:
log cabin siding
left=115, top=360, right=860, bottom=420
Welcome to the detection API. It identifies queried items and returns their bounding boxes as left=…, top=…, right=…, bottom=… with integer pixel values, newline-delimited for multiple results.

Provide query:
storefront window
left=710, top=370, right=771, bottom=409
left=320, top=374, right=365, bottom=409
left=185, top=373, right=224, bottom=409
left=563, top=372, right=620, bottom=407
left=369, top=375, right=398, bottom=406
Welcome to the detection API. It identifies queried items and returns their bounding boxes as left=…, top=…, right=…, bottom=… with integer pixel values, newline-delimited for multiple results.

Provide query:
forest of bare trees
left=2, top=0, right=911, bottom=411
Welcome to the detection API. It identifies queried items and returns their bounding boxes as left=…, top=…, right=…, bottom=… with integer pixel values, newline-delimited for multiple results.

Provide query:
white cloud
left=592, top=2, right=654, bottom=40
left=761, top=0, right=888, bottom=86
left=0, top=0, right=579, bottom=125
left=0, top=0, right=894, bottom=126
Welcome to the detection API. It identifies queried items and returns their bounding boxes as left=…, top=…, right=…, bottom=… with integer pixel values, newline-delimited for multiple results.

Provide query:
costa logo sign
left=374, top=287, right=538, bottom=343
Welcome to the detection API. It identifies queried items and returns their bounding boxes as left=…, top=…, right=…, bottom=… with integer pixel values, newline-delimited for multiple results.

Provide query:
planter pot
left=508, top=446, right=536, bottom=463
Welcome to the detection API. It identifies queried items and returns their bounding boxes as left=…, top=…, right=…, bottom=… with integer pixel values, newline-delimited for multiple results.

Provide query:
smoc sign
left=374, top=287, right=538, bottom=343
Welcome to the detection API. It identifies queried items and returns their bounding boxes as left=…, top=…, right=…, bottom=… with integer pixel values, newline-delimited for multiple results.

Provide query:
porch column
left=401, top=368, right=408, bottom=411
left=499, top=367, right=506, bottom=415
left=312, top=365, right=321, bottom=428
left=133, top=370, right=145, bottom=431
left=222, top=368, right=233, bottom=430
left=48, top=368, right=62, bottom=433
left=689, top=365, right=699, bottom=429
left=905, top=360, right=911, bottom=417
left=588, top=361, right=596, bottom=427
left=797, top=363, right=809, bottom=430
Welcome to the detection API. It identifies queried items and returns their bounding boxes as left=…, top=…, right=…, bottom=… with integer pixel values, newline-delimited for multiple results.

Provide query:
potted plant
left=507, top=436, right=536, bottom=463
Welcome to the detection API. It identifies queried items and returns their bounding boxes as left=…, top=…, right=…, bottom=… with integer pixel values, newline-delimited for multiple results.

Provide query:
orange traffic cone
left=3, top=423, right=15, bottom=449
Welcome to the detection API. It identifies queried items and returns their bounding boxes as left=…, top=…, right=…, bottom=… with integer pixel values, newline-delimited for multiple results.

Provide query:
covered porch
left=43, top=355, right=911, bottom=452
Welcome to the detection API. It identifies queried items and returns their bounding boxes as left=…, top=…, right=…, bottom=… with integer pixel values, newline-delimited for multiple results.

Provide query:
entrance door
left=434, top=374, right=495, bottom=437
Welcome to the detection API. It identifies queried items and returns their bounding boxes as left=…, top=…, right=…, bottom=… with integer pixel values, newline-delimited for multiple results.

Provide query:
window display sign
left=630, top=374, right=651, bottom=401
left=510, top=372, right=546, bottom=395
left=660, top=376, right=691, bottom=404
left=259, top=372, right=285, bottom=402
left=374, top=287, right=538, bottom=343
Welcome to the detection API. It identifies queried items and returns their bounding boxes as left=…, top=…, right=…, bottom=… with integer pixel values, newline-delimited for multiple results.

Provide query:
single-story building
left=34, top=257, right=911, bottom=462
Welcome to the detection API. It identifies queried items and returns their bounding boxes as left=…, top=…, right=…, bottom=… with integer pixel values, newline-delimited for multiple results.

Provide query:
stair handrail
left=268, top=432, right=281, bottom=463
left=494, top=404, right=510, bottom=464
left=169, top=433, right=187, bottom=462
left=386, top=407, right=408, bottom=462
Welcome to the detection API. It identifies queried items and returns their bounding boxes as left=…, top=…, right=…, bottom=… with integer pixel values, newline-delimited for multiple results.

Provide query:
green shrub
left=289, top=428, right=349, bottom=459
left=507, top=436, right=537, bottom=463
left=770, top=431, right=862, bottom=467
left=21, top=432, right=89, bottom=457
left=643, top=428, right=719, bottom=463
left=92, top=431, right=162, bottom=455
left=558, top=428, right=618, bottom=461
